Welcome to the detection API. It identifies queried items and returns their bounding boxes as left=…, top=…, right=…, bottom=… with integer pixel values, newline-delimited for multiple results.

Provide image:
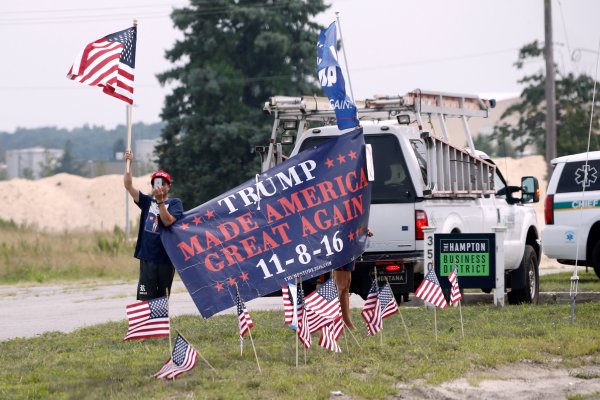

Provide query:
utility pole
left=544, top=0, right=557, bottom=179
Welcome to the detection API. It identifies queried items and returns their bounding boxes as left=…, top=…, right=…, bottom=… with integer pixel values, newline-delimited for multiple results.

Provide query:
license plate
left=376, top=270, right=407, bottom=285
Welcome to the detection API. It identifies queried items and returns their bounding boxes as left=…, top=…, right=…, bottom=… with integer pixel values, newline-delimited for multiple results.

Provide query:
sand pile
left=1, top=156, right=548, bottom=233
left=2, top=173, right=151, bottom=233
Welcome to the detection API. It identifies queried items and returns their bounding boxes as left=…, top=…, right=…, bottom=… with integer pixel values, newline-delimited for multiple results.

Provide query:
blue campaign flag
left=161, top=128, right=371, bottom=318
left=316, top=22, right=359, bottom=130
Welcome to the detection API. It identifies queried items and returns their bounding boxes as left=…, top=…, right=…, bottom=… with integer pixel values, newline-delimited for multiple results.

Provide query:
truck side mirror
left=521, top=176, right=540, bottom=203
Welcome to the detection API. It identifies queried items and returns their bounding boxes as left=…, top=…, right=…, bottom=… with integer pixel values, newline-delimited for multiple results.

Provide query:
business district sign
left=434, top=233, right=496, bottom=289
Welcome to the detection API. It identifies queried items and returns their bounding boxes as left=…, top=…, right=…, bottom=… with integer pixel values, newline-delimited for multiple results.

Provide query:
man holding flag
left=123, top=150, right=183, bottom=300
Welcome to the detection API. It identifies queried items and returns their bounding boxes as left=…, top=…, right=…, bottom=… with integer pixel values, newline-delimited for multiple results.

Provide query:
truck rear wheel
left=591, top=241, right=600, bottom=280
left=507, top=245, right=539, bottom=305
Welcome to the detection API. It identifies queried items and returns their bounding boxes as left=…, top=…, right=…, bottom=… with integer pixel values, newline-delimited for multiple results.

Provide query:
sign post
left=492, top=226, right=507, bottom=307
left=422, top=225, right=437, bottom=309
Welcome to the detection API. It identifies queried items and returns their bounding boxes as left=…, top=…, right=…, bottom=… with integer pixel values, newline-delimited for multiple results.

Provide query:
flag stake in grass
left=448, top=266, right=465, bottom=338
left=383, top=276, right=412, bottom=345
left=235, top=283, right=261, bottom=373
left=166, top=288, right=173, bottom=355
left=176, top=330, right=216, bottom=372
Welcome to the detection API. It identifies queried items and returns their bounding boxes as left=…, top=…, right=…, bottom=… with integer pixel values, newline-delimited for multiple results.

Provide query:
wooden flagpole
left=166, top=288, right=173, bottom=355
left=176, top=330, right=216, bottom=371
left=398, top=308, right=413, bottom=345
left=295, top=277, right=299, bottom=369
left=300, top=278, right=307, bottom=366
left=374, top=267, right=383, bottom=345
left=125, top=19, right=137, bottom=174
left=343, top=322, right=361, bottom=347
left=247, top=326, right=261, bottom=373
left=235, top=283, right=261, bottom=373
left=384, top=276, right=412, bottom=345
left=434, top=306, right=438, bottom=342
left=458, top=300, right=465, bottom=338
left=335, top=12, right=355, bottom=103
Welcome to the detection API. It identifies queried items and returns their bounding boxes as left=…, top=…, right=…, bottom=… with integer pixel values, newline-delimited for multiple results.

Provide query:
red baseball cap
left=151, top=170, right=172, bottom=185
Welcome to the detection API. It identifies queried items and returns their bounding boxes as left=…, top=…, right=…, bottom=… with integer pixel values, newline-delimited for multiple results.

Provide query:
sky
left=2, top=0, right=600, bottom=133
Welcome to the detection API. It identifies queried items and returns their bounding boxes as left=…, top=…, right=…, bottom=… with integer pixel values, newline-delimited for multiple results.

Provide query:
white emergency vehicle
left=259, top=89, right=542, bottom=304
left=543, top=151, right=600, bottom=279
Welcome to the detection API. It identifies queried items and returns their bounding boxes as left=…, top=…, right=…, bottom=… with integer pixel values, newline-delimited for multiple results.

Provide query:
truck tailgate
left=366, top=203, right=417, bottom=252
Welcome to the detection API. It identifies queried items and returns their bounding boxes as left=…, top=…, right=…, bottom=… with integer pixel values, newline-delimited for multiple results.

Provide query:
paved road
left=0, top=265, right=594, bottom=342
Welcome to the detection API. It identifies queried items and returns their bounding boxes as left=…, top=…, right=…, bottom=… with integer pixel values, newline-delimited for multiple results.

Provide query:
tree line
left=4, top=1, right=599, bottom=209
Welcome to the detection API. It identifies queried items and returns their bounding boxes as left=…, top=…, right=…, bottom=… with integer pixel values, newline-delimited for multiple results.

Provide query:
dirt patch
left=393, top=362, right=600, bottom=399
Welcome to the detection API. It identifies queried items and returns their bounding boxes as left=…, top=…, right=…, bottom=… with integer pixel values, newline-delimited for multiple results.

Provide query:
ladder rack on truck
left=261, top=89, right=497, bottom=197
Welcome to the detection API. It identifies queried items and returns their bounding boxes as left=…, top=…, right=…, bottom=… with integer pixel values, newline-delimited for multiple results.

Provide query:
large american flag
left=154, top=334, right=198, bottom=379
left=448, top=267, right=463, bottom=306
left=67, top=26, right=137, bottom=104
left=124, top=296, right=170, bottom=340
left=379, top=283, right=399, bottom=319
left=415, top=269, right=448, bottom=309
left=361, top=280, right=382, bottom=336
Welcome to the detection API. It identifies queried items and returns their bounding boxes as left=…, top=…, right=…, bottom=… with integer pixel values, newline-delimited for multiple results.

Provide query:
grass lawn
left=1, top=303, right=600, bottom=400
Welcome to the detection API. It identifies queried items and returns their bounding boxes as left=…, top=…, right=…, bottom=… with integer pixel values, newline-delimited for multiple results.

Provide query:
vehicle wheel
left=507, top=245, right=539, bottom=305
left=591, top=241, right=600, bottom=280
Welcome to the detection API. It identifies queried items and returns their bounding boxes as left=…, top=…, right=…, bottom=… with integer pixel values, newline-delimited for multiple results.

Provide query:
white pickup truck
left=259, top=90, right=542, bottom=304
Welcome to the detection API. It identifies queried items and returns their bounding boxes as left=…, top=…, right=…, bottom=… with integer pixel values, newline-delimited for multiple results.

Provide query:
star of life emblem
left=574, top=165, right=598, bottom=188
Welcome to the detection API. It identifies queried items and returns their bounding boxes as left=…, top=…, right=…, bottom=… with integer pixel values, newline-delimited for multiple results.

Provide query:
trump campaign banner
left=316, top=22, right=359, bottom=130
left=161, top=128, right=371, bottom=318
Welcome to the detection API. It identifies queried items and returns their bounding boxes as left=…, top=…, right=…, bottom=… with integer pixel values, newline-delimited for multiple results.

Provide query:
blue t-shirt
left=133, top=192, right=183, bottom=263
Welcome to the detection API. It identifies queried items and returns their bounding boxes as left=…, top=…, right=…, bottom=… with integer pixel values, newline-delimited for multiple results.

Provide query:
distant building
left=88, top=138, right=159, bottom=177
left=6, top=147, right=63, bottom=179
left=134, top=138, right=159, bottom=165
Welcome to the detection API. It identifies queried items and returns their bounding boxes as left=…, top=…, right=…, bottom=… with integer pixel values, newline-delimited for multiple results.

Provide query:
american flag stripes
left=124, top=296, right=170, bottom=340
left=67, top=26, right=137, bottom=104
left=154, top=334, right=198, bottom=379
left=236, top=292, right=254, bottom=340
left=303, top=279, right=344, bottom=352
left=305, top=278, right=342, bottom=320
left=296, top=283, right=311, bottom=349
left=379, top=283, right=399, bottom=319
left=282, top=284, right=298, bottom=328
left=361, top=280, right=382, bottom=336
left=415, top=269, right=448, bottom=309
left=318, top=316, right=343, bottom=353
left=448, top=267, right=462, bottom=305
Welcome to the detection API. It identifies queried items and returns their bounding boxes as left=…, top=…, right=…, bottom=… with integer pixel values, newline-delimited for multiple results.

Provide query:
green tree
left=494, top=41, right=600, bottom=156
left=54, top=140, right=82, bottom=175
left=113, top=138, right=125, bottom=160
left=157, top=0, right=328, bottom=207
left=473, top=133, right=495, bottom=156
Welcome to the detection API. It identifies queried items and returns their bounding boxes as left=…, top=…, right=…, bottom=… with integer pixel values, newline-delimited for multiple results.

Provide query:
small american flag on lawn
left=318, top=316, right=343, bottom=353
left=379, top=283, right=399, bottom=319
left=305, top=278, right=341, bottom=320
left=67, top=26, right=137, bottom=104
left=282, top=284, right=298, bottom=329
left=154, top=334, right=198, bottom=379
left=296, top=283, right=311, bottom=349
left=124, top=296, right=170, bottom=340
left=415, top=269, right=448, bottom=309
left=236, top=292, right=254, bottom=354
left=448, top=267, right=462, bottom=305
left=361, top=280, right=382, bottom=336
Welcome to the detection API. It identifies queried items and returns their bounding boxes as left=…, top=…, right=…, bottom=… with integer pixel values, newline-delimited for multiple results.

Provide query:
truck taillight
left=415, top=210, right=428, bottom=240
left=544, top=194, right=554, bottom=225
